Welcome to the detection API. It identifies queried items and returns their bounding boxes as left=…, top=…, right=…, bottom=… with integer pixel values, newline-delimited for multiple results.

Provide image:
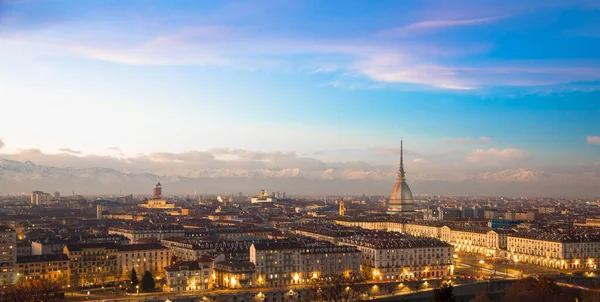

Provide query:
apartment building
left=16, top=254, right=70, bottom=286
left=250, top=241, right=302, bottom=287
left=116, top=243, right=170, bottom=280
left=63, top=243, right=118, bottom=287
left=0, top=225, right=17, bottom=286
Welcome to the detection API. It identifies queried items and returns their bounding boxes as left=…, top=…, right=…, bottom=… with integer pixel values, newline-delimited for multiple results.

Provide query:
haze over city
left=1, top=0, right=600, bottom=197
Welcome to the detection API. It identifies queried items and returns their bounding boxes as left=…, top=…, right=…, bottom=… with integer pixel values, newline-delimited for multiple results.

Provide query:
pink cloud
left=466, top=147, right=530, bottom=164
left=588, top=136, right=600, bottom=144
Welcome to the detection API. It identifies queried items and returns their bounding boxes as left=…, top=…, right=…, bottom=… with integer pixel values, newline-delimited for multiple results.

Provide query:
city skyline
left=1, top=0, right=600, bottom=196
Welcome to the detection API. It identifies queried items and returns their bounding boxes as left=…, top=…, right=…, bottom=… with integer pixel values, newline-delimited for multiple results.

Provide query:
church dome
left=390, top=180, right=413, bottom=201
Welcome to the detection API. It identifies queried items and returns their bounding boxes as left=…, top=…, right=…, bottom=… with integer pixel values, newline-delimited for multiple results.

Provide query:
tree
left=131, top=268, right=139, bottom=287
left=433, top=282, right=455, bottom=302
left=304, top=273, right=366, bottom=302
left=141, top=270, right=156, bottom=292
left=503, top=277, right=572, bottom=302
left=1, top=279, right=63, bottom=302
left=170, top=254, right=178, bottom=265
left=471, top=289, right=492, bottom=302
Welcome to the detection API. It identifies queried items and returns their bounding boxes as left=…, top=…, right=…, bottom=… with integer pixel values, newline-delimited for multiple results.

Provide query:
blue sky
left=1, top=0, right=599, bottom=196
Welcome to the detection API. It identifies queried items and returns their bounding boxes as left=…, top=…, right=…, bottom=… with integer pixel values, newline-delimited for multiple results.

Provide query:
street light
left=136, top=285, right=139, bottom=296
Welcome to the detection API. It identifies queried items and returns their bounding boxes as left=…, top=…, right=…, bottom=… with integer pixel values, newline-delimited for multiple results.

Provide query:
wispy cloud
left=58, top=148, right=81, bottom=154
left=466, top=147, right=530, bottom=164
left=443, top=137, right=492, bottom=145
left=0, top=138, right=4, bottom=149
left=379, top=16, right=504, bottom=36
left=588, top=136, right=600, bottom=144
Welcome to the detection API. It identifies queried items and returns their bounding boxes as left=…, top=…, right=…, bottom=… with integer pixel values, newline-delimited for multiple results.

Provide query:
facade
left=138, top=198, right=175, bottom=209
left=449, top=227, right=491, bottom=255
left=0, top=225, right=17, bottom=286
left=506, top=232, right=600, bottom=270
left=16, top=254, right=70, bottom=286
left=213, top=261, right=256, bottom=289
left=387, top=140, right=415, bottom=216
left=153, top=181, right=162, bottom=198
left=251, top=190, right=277, bottom=204
left=339, top=200, right=346, bottom=216
left=64, top=243, right=118, bottom=287
left=161, top=238, right=214, bottom=261
left=108, top=225, right=185, bottom=243
left=17, top=240, right=31, bottom=257
left=116, top=243, right=170, bottom=281
left=165, top=257, right=213, bottom=292
left=30, top=191, right=51, bottom=205
left=340, top=234, right=454, bottom=281
left=301, top=244, right=361, bottom=281
left=250, top=241, right=302, bottom=287
left=32, top=238, right=68, bottom=255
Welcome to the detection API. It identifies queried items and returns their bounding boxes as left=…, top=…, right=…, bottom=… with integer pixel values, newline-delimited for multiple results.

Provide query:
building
left=387, top=140, right=415, bottom=216
left=0, top=225, right=17, bottom=285
left=30, top=191, right=51, bottom=205
left=116, top=243, right=170, bottom=281
left=504, top=211, right=535, bottom=221
left=340, top=233, right=454, bottom=281
left=301, top=244, right=361, bottom=281
left=250, top=241, right=302, bottom=287
left=153, top=180, right=162, bottom=198
left=251, top=190, right=277, bottom=204
left=139, top=181, right=176, bottom=209
left=339, top=200, right=346, bottom=216
left=96, top=204, right=107, bottom=219
left=506, top=231, right=600, bottom=270
left=17, top=240, right=31, bottom=257
left=31, top=238, right=68, bottom=255
left=165, top=257, right=214, bottom=292
left=213, top=261, right=256, bottom=289
left=16, top=254, right=70, bottom=286
left=108, top=224, right=185, bottom=243
left=64, top=243, right=118, bottom=287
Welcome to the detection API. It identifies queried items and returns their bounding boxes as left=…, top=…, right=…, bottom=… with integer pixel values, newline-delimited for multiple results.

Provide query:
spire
left=398, top=138, right=406, bottom=180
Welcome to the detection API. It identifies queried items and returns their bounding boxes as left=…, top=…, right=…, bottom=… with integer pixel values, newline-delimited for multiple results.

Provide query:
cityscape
left=1, top=1, right=600, bottom=302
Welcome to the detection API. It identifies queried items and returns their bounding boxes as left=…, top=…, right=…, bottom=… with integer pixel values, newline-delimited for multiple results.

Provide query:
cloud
left=380, top=16, right=504, bottom=36
left=466, top=147, right=530, bottom=164
left=352, top=54, right=475, bottom=90
left=0, top=138, right=4, bottom=149
left=587, top=136, right=600, bottom=144
left=3, top=2, right=600, bottom=91
left=58, top=148, right=81, bottom=154
left=443, top=137, right=492, bottom=145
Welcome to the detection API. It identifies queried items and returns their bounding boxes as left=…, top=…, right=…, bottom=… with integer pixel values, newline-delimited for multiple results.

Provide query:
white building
left=339, top=232, right=454, bottom=281
left=507, top=231, right=600, bottom=270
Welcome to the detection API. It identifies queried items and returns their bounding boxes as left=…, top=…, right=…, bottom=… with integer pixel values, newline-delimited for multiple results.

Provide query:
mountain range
left=1, top=159, right=598, bottom=197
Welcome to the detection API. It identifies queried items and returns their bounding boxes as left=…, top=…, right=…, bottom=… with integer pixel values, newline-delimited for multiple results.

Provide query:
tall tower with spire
left=387, top=139, right=415, bottom=216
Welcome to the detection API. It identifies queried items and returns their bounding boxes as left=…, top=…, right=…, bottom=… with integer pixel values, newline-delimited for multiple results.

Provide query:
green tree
left=141, top=270, right=156, bottom=292
left=131, top=268, right=139, bottom=288
left=433, top=282, right=455, bottom=302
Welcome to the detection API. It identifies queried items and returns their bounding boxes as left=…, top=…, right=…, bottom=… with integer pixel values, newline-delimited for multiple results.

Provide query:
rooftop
left=17, top=254, right=69, bottom=263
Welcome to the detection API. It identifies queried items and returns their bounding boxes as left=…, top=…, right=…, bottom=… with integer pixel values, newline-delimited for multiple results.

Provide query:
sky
left=0, top=0, right=599, bottom=197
